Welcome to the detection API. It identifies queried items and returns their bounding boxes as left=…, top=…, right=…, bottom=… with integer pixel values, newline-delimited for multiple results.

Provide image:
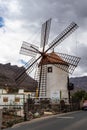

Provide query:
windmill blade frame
left=15, top=57, right=37, bottom=79
left=15, top=72, right=29, bottom=85
left=40, top=18, right=51, bottom=51
left=35, top=64, right=47, bottom=97
left=47, top=53, right=80, bottom=74
left=55, top=52, right=81, bottom=67
left=46, top=22, right=78, bottom=53
left=20, top=41, right=39, bottom=57
left=17, top=62, right=37, bottom=85
left=20, top=47, right=37, bottom=57
left=38, top=64, right=43, bottom=97
left=15, top=56, right=41, bottom=84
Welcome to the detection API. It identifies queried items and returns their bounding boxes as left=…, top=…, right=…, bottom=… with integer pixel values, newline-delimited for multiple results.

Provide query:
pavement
left=12, top=111, right=80, bottom=128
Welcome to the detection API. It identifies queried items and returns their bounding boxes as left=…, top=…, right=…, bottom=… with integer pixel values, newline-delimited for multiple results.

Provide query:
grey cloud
left=1, top=0, right=86, bottom=32
left=1, top=0, right=87, bottom=28
left=71, top=43, right=87, bottom=73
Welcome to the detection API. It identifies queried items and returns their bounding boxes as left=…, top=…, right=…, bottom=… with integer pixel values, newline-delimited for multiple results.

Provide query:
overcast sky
left=0, top=0, right=87, bottom=77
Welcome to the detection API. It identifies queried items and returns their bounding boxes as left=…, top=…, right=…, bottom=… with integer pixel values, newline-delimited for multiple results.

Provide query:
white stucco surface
left=46, top=64, right=69, bottom=99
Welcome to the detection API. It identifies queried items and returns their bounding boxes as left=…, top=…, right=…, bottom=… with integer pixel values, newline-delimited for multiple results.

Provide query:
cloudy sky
left=0, top=0, right=87, bottom=77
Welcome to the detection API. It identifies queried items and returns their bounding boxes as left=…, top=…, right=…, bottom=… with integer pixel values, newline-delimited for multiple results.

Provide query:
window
left=48, top=67, right=52, bottom=73
left=3, top=97, right=8, bottom=102
left=15, top=97, right=20, bottom=102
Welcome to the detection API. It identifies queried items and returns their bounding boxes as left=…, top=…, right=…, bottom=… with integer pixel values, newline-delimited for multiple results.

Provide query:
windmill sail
left=46, top=22, right=78, bottom=52
left=20, top=41, right=39, bottom=57
left=55, top=52, right=81, bottom=74
left=40, top=18, right=51, bottom=50
left=45, top=52, right=80, bottom=74
left=35, top=65, right=47, bottom=97
left=39, top=65, right=47, bottom=97
left=15, top=57, right=37, bottom=84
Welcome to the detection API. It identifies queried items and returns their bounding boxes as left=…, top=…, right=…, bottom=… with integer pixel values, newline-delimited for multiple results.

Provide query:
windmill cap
left=39, top=52, right=69, bottom=66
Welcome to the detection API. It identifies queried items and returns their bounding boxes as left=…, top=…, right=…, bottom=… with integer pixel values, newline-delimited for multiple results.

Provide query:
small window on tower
left=48, top=67, right=52, bottom=73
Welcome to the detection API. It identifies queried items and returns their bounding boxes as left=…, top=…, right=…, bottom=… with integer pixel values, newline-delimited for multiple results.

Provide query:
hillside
left=0, top=63, right=37, bottom=92
left=70, top=76, right=87, bottom=91
left=0, top=63, right=87, bottom=92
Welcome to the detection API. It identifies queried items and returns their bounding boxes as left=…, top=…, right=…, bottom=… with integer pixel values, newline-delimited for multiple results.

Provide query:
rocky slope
left=0, top=63, right=37, bottom=92
left=70, top=76, right=87, bottom=91
left=0, top=63, right=87, bottom=92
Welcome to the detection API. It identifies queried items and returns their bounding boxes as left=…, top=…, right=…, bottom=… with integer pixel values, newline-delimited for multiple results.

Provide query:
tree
left=72, top=90, right=87, bottom=102
left=84, top=92, right=87, bottom=100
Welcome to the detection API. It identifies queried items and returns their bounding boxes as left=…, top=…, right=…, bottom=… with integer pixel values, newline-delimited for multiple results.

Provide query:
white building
left=39, top=52, right=69, bottom=101
left=0, top=89, right=28, bottom=108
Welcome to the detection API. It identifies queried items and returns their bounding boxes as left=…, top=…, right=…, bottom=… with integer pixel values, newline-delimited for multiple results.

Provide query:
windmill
left=15, top=18, right=80, bottom=100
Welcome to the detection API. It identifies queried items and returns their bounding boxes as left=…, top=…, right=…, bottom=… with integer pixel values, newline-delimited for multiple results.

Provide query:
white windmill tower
left=15, top=18, right=80, bottom=101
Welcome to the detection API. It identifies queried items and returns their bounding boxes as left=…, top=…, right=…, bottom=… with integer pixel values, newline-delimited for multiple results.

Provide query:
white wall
left=0, top=91, right=25, bottom=108
left=46, top=64, right=69, bottom=99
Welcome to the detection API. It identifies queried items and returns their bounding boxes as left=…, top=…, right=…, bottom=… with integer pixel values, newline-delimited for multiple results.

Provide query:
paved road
left=5, top=111, right=87, bottom=130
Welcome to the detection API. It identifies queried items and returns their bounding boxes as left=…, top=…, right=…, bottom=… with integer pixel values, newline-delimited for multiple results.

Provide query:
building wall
left=0, top=89, right=25, bottom=108
left=0, top=94, right=24, bottom=107
left=47, top=64, right=69, bottom=100
left=0, top=88, right=36, bottom=108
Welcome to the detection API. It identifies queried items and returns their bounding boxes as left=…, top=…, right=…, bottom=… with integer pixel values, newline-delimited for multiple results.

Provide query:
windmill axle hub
left=41, top=52, right=46, bottom=57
